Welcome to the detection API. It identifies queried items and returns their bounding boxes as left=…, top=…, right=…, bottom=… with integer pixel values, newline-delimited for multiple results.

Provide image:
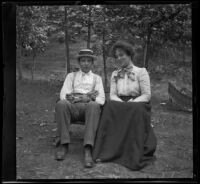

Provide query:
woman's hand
left=128, top=98, right=134, bottom=102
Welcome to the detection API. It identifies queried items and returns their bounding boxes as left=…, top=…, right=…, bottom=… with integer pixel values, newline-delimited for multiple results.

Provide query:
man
left=55, top=49, right=105, bottom=168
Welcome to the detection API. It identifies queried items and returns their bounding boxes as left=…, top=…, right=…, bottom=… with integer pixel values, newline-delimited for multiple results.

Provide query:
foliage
left=91, top=43, right=103, bottom=56
left=49, top=71, right=65, bottom=89
left=90, top=4, right=191, bottom=66
left=16, top=4, right=191, bottom=60
left=16, top=6, right=49, bottom=54
left=57, top=31, right=65, bottom=44
left=47, top=5, right=95, bottom=42
left=17, top=4, right=191, bottom=56
left=16, top=4, right=192, bottom=81
left=46, top=6, right=64, bottom=35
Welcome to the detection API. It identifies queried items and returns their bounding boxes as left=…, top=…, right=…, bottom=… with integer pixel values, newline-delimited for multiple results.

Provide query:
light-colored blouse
left=110, top=64, right=151, bottom=102
left=60, top=70, right=105, bottom=105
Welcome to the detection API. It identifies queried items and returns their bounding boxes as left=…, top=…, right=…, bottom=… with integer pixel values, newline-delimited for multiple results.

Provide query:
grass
left=16, top=79, right=193, bottom=179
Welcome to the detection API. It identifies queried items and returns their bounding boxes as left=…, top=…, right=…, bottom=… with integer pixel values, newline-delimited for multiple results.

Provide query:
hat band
left=79, top=50, right=94, bottom=55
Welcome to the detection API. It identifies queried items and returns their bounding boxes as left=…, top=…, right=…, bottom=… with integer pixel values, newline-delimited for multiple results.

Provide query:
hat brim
left=77, top=54, right=97, bottom=61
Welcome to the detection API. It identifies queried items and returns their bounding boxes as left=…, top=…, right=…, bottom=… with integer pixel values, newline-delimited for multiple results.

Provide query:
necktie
left=82, top=72, right=89, bottom=77
left=115, top=65, right=135, bottom=81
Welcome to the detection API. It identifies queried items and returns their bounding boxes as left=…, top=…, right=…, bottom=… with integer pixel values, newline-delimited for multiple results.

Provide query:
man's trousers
left=55, top=100, right=101, bottom=147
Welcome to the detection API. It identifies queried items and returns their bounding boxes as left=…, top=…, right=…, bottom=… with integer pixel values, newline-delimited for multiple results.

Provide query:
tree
left=64, top=6, right=70, bottom=74
left=92, top=5, right=112, bottom=89
left=87, top=5, right=92, bottom=49
left=16, top=6, right=49, bottom=80
left=104, top=4, right=191, bottom=69
left=16, top=8, right=23, bottom=80
left=46, top=5, right=64, bottom=35
left=16, top=5, right=191, bottom=81
left=49, top=5, right=94, bottom=73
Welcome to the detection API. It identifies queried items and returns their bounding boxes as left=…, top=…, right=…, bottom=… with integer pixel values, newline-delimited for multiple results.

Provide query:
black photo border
left=2, top=0, right=200, bottom=183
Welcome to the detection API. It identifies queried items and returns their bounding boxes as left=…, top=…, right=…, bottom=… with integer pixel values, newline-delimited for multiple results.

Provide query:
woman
left=92, top=40, right=157, bottom=170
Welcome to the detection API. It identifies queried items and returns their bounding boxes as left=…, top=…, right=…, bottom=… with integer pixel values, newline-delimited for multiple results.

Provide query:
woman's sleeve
left=110, top=71, right=123, bottom=102
left=94, top=76, right=105, bottom=105
left=132, top=68, right=151, bottom=102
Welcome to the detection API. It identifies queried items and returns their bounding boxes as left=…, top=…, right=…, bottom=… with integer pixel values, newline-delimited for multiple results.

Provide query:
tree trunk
left=182, top=46, right=185, bottom=63
left=143, top=27, right=151, bottom=69
left=102, top=27, right=107, bottom=90
left=87, top=5, right=91, bottom=49
left=31, top=60, right=34, bottom=81
left=65, top=6, right=70, bottom=74
left=16, top=9, right=23, bottom=81
left=17, top=45, right=23, bottom=80
left=164, top=47, right=167, bottom=65
left=31, top=49, right=36, bottom=81
left=143, top=40, right=147, bottom=68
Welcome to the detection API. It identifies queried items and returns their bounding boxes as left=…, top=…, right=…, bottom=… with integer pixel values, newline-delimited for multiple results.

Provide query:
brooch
left=127, top=72, right=136, bottom=81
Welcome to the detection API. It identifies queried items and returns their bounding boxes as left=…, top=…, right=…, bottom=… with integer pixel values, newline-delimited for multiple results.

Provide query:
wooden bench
left=53, top=90, right=109, bottom=145
left=54, top=90, right=110, bottom=125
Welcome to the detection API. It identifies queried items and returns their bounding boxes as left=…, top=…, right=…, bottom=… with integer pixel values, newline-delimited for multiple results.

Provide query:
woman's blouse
left=110, top=64, right=151, bottom=102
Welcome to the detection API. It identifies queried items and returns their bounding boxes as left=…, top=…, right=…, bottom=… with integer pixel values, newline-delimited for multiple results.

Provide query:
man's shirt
left=60, top=70, right=105, bottom=105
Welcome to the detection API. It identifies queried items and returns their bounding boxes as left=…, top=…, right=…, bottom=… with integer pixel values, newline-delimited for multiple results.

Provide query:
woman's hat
left=77, top=49, right=97, bottom=61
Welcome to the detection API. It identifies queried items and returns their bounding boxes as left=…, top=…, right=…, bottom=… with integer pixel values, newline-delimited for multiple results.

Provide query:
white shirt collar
left=80, top=70, right=92, bottom=76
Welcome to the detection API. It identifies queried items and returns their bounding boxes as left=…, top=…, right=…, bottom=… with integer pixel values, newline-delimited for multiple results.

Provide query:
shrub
left=48, top=72, right=65, bottom=90
left=58, top=36, right=65, bottom=44
left=91, top=44, right=102, bottom=56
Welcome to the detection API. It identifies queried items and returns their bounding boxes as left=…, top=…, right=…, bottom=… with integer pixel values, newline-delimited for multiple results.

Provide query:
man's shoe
left=85, top=160, right=93, bottom=168
left=84, top=146, right=93, bottom=168
left=55, top=144, right=68, bottom=161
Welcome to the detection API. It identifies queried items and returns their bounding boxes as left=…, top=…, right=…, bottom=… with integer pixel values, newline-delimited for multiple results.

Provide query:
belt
left=119, top=96, right=138, bottom=102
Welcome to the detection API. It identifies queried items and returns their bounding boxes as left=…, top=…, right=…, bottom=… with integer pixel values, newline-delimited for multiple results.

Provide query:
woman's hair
left=111, top=40, right=135, bottom=60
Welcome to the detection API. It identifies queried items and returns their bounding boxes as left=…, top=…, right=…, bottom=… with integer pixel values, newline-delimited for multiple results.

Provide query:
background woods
left=16, top=4, right=191, bottom=89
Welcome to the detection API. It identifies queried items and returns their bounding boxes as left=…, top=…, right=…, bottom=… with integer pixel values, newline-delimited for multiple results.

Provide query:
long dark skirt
left=92, top=101, right=157, bottom=170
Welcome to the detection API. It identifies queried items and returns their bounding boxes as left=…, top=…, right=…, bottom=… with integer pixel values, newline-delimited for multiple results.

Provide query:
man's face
left=79, top=57, right=93, bottom=73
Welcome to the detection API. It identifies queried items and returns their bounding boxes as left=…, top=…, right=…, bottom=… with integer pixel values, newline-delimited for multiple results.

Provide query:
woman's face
left=115, top=48, right=132, bottom=68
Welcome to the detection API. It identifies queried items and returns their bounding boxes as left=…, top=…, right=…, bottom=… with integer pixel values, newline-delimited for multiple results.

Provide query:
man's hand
left=69, top=94, right=91, bottom=103
left=72, top=97, right=82, bottom=103
left=87, top=90, right=99, bottom=101
left=66, top=93, right=92, bottom=103
left=66, top=94, right=75, bottom=103
left=77, top=95, right=91, bottom=103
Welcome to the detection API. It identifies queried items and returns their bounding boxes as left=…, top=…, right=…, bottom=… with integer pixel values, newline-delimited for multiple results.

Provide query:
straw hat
left=77, top=49, right=97, bottom=61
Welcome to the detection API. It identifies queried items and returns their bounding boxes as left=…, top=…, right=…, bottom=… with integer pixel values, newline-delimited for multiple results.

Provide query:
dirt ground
left=16, top=77, right=193, bottom=179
